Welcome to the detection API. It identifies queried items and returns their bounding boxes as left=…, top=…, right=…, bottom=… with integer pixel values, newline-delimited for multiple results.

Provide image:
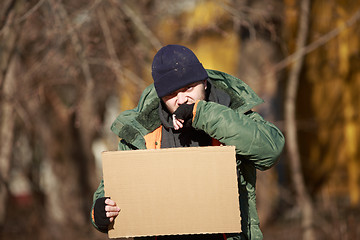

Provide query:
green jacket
left=91, top=69, right=285, bottom=240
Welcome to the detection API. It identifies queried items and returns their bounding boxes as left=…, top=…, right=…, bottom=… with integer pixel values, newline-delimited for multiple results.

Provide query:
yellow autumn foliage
left=295, top=0, right=360, bottom=205
left=191, top=33, right=240, bottom=75
left=152, top=0, right=360, bottom=206
left=283, top=0, right=299, bottom=52
left=155, top=0, right=239, bottom=75
left=183, top=0, right=229, bottom=33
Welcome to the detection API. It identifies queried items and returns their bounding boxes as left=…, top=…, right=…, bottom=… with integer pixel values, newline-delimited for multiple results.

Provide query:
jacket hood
left=111, top=69, right=263, bottom=147
left=206, top=69, right=263, bottom=113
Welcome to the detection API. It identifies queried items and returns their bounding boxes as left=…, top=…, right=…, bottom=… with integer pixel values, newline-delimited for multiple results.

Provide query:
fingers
left=104, top=198, right=120, bottom=221
left=172, top=114, right=184, bottom=130
left=105, top=205, right=120, bottom=212
left=105, top=198, right=116, bottom=206
left=106, top=210, right=119, bottom=218
left=173, top=120, right=183, bottom=130
left=173, top=119, right=183, bottom=130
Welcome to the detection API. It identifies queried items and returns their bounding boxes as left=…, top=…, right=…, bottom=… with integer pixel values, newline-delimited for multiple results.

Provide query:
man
left=91, top=45, right=285, bottom=240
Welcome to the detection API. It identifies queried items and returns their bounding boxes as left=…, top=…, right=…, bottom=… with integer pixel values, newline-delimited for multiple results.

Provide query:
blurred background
left=0, top=0, right=359, bottom=239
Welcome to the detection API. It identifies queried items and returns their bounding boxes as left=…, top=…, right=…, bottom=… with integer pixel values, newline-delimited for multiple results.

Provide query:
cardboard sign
left=102, top=146, right=241, bottom=238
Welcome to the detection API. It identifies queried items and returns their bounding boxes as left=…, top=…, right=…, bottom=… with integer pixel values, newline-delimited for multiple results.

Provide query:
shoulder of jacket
left=110, top=84, right=161, bottom=144
left=206, top=69, right=264, bottom=112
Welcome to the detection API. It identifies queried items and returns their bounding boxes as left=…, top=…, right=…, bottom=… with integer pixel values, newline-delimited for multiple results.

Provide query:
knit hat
left=152, top=45, right=208, bottom=98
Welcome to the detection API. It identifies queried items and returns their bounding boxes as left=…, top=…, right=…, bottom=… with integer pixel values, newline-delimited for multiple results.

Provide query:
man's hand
left=94, top=197, right=120, bottom=231
left=172, top=103, right=195, bottom=130
left=104, top=198, right=120, bottom=222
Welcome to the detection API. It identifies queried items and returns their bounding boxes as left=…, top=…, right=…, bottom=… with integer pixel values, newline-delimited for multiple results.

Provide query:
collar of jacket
left=110, top=69, right=264, bottom=148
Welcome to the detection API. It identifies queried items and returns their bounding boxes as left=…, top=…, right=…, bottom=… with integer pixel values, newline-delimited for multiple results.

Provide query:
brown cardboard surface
left=102, top=146, right=241, bottom=238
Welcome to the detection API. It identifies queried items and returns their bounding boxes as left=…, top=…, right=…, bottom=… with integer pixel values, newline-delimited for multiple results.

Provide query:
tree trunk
left=284, top=0, right=316, bottom=240
left=0, top=54, right=18, bottom=227
left=0, top=0, right=26, bottom=228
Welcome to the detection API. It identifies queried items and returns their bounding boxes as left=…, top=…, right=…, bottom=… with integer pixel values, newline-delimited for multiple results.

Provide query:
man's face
left=161, top=80, right=207, bottom=113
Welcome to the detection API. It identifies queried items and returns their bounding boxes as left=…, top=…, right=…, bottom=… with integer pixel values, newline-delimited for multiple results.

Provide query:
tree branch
left=96, top=7, right=124, bottom=85
left=112, top=0, right=163, bottom=51
left=271, top=8, right=360, bottom=76
left=48, top=0, right=94, bottom=87
left=15, top=0, right=45, bottom=23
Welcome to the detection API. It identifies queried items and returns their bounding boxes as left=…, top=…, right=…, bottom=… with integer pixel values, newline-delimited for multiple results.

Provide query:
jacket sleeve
left=192, top=100, right=285, bottom=171
left=90, top=139, right=133, bottom=232
left=90, top=179, right=106, bottom=232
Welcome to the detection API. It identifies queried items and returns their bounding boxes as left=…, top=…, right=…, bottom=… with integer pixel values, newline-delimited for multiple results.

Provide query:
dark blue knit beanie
left=152, top=45, right=208, bottom=98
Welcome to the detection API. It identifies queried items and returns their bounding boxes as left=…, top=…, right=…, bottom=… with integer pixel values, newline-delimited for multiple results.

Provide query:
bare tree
left=0, top=0, right=155, bottom=238
left=284, top=0, right=316, bottom=240
left=0, top=0, right=27, bottom=229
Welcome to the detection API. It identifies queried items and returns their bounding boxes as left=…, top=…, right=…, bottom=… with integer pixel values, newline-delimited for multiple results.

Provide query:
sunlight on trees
left=1, top=0, right=360, bottom=239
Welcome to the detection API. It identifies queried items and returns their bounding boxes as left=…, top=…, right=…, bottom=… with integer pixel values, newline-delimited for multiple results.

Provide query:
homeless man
left=90, top=44, right=285, bottom=240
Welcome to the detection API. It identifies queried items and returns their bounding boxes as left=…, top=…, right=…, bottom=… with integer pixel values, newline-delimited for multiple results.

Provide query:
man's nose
left=177, top=92, right=187, bottom=105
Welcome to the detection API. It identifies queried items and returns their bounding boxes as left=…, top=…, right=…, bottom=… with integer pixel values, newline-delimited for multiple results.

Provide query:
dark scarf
left=159, top=80, right=231, bottom=149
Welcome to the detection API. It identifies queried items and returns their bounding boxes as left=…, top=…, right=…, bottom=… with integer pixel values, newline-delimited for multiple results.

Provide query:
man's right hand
left=94, top=197, right=120, bottom=231
left=172, top=103, right=195, bottom=130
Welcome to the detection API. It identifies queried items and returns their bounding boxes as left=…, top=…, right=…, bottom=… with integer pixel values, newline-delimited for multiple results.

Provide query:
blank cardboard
left=102, top=146, right=241, bottom=238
